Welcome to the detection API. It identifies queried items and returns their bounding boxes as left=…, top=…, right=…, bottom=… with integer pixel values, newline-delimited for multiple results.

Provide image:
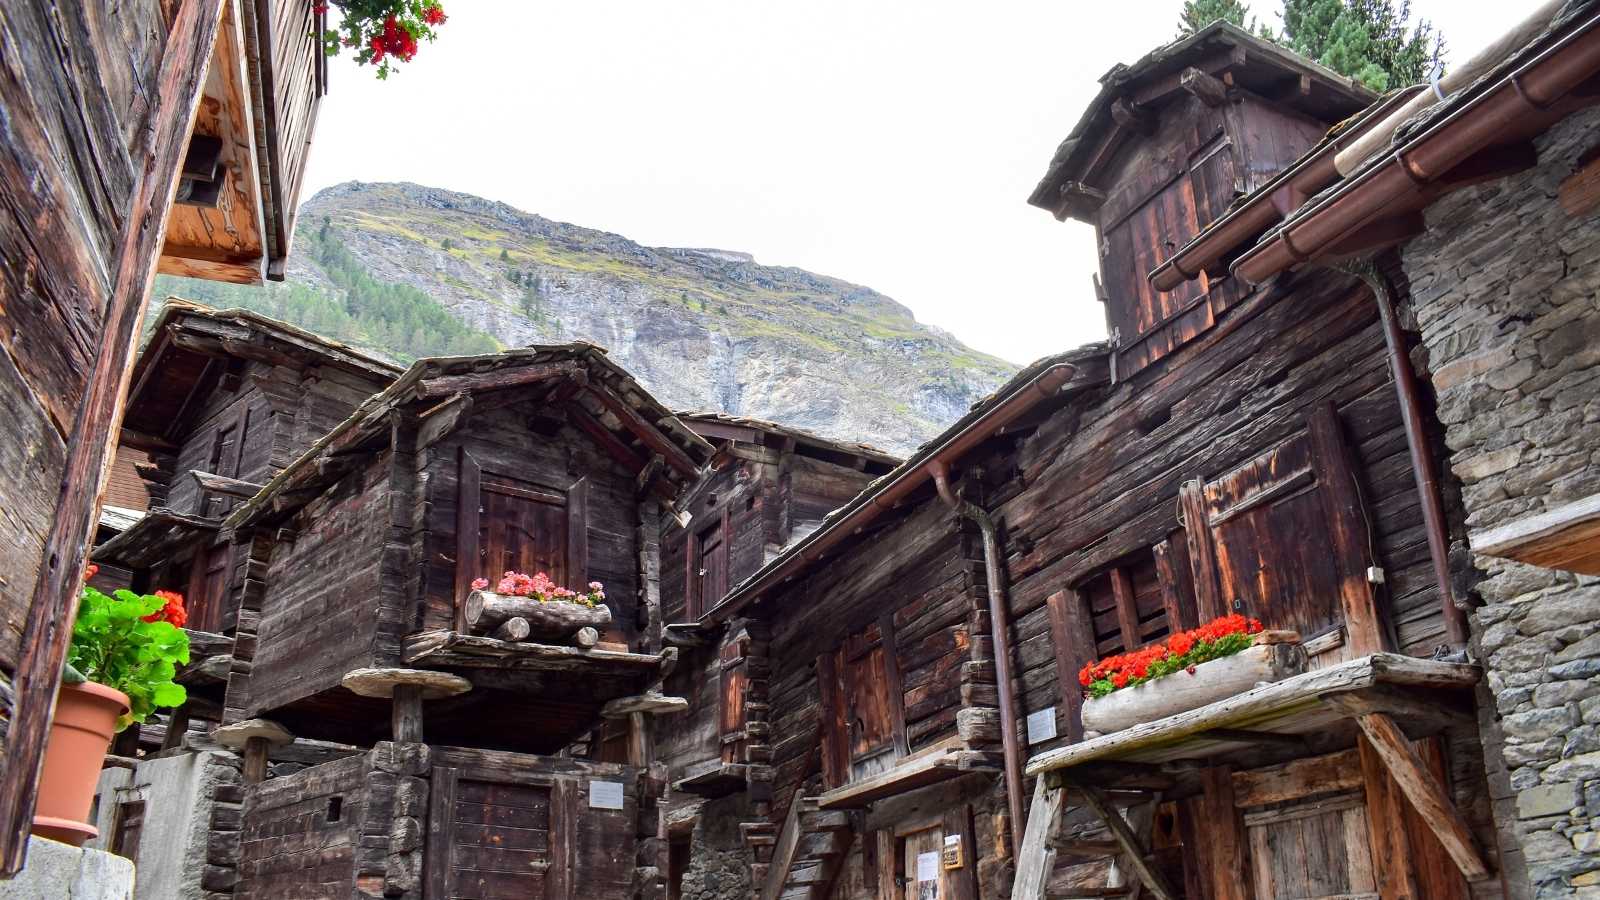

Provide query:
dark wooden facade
left=224, top=345, right=712, bottom=749
left=671, top=24, right=1507, bottom=900
left=0, top=0, right=327, bottom=871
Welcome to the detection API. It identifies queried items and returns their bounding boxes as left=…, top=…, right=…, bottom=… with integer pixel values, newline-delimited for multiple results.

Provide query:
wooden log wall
left=420, top=403, right=643, bottom=643
left=234, top=752, right=377, bottom=899
left=0, top=0, right=170, bottom=681
left=248, top=457, right=393, bottom=716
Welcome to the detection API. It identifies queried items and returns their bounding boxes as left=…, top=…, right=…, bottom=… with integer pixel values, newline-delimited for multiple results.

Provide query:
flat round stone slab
left=212, top=718, right=293, bottom=749
left=341, top=667, right=473, bottom=699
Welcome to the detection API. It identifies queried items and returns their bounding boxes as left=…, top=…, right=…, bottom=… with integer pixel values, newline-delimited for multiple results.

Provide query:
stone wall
left=86, top=750, right=240, bottom=900
left=1402, top=105, right=1600, bottom=898
left=0, top=836, right=134, bottom=900
left=669, top=795, right=755, bottom=900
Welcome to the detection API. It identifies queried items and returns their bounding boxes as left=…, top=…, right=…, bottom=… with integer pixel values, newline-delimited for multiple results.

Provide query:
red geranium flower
left=144, top=590, right=188, bottom=628
left=423, top=5, right=446, bottom=25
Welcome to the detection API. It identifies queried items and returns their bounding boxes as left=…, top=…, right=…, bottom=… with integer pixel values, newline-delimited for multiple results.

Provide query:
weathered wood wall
left=419, top=402, right=643, bottom=643
left=0, top=0, right=170, bottom=675
left=235, top=752, right=384, bottom=899
left=249, top=457, right=392, bottom=716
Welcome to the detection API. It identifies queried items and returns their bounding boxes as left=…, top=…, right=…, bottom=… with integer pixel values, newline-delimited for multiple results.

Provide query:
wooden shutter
left=817, top=650, right=849, bottom=790
left=481, top=476, right=569, bottom=586
left=110, top=799, right=144, bottom=861
left=718, top=637, right=747, bottom=764
left=1100, top=127, right=1246, bottom=378
left=1181, top=403, right=1384, bottom=665
left=836, top=616, right=909, bottom=781
left=565, top=475, right=587, bottom=586
left=184, top=540, right=232, bottom=634
left=454, top=449, right=481, bottom=633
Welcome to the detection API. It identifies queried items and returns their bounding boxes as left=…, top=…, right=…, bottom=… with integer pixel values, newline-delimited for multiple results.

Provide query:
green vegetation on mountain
left=156, top=181, right=1016, bottom=453
left=154, top=223, right=499, bottom=362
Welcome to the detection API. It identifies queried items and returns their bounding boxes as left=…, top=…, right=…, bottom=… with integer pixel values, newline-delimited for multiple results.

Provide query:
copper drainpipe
left=1343, top=260, right=1470, bottom=649
left=929, top=460, right=1027, bottom=853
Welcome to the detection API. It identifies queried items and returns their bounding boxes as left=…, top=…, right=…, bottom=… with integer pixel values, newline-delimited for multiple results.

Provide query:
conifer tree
left=1176, top=0, right=1255, bottom=37
left=1278, top=0, right=1444, bottom=92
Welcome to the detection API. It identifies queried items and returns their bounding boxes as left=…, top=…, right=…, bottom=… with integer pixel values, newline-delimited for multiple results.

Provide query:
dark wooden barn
left=0, top=0, right=328, bottom=871
left=663, top=22, right=1515, bottom=900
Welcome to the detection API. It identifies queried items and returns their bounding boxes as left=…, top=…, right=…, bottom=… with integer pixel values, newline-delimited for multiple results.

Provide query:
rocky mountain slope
left=160, top=181, right=1016, bottom=454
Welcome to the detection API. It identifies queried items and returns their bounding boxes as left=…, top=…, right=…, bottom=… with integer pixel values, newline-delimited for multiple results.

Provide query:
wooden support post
left=0, top=0, right=228, bottom=874
left=1047, top=589, right=1096, bottom=743
left=1110, top=567, right=1140, bottom=652
left=1199, top=765, right=1251, bottom=900
left=160, top=704, right=192, bottom=751
left=242, top=736, right=270, bottom=785
left=1351, top=711, right=1490, bottom=882
left=1074, top=785, right=1178, bottom=900
left=628, top=711, right=651, bottom=767
left=393, top=684, right=425, bottom=744
left=1012, top=776, right=1068, bottom=900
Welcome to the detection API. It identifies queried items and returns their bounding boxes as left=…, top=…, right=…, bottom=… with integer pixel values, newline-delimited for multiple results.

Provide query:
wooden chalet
left=651, top=413, right=899, bottom=855
left=657, top=21, right=1535, bottom=900
left=0, top=0, right=328, bottom=872
left=87, top=301, right=397, bottom=751
left=208, top=344, right=714, bottom=899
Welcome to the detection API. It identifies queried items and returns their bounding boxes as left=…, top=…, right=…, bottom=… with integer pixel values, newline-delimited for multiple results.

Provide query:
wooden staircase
left=756, top=797, right=855, bottom=900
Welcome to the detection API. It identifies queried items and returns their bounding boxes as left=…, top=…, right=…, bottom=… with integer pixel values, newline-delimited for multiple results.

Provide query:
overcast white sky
left=300, top=1, right=1524, bottom=365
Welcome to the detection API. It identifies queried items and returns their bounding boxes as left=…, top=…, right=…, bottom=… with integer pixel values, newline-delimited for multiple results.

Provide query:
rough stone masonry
left=1403, top=104, right=1600, bottom=899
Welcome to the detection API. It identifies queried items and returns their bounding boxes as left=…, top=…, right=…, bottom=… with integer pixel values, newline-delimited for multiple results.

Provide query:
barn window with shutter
left=455, top=448, right=589, bottom=622
left=686, top=510, right=730, bottom=620
left=1179, top=403, right=1384, bottom=666
left=1099, top=126, right=1248, bottom=379
left=818, top=615, right=908, bottom=788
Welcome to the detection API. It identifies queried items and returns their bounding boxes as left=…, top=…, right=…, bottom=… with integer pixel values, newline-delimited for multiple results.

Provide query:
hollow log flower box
left=1079, top=614, right=1306, bottom=735
left=462, top=571, right=611, bottom=646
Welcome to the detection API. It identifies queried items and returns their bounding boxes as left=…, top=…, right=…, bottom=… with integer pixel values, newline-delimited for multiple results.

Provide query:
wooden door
left=697, top=518, right=728, bottom=612
left=1245, top=790, right=1377, bottom=899
left=903, top=827, right=945, bottom=900
left=842, top=622, right=899, bottom=780
left=480, top=475, right=568, bottom=586
left=184, top=540, right=232, bottom=633
left=1184, top=404, right=1384, bottom=666
left=430, top=771, right=552, bottom=899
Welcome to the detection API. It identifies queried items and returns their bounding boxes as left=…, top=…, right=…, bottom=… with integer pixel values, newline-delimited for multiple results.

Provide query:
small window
left=326, top=796, right=343, bottom=823
left=111, top=799, right=145, bottom=861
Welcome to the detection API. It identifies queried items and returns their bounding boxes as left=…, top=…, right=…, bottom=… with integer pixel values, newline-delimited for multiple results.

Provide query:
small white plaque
left=1026, top=706, right=1058, bottom=745
left=589, top=780, right=625, bottom=810
left=916, top=850, right=940, bottom=882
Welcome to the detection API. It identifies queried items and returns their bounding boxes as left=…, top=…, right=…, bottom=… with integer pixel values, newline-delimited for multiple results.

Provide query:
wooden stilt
left=627, top=711, right=651, bottom=767
left=393, top=683, right=424, bottom=744
left=242, top=736, right=270, bottom=785
left=1012, top=776, right=1068, bottom=900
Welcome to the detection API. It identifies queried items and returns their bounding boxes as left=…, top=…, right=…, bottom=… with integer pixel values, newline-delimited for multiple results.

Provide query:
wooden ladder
left=759, top=797, right=855, bottom=900
left=1014, top=778, right=1178, bottom=900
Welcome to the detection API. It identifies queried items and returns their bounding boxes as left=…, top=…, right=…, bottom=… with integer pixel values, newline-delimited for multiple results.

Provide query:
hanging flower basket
left=1079, top=615, right=1305, bottom=736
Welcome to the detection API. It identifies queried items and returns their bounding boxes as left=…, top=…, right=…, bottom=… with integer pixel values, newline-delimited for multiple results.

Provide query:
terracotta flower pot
left=32, top=681, right=128, bottom=846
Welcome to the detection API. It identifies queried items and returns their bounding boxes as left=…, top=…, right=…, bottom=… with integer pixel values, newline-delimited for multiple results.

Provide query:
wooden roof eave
left=92, top=509, right=222, bottom=569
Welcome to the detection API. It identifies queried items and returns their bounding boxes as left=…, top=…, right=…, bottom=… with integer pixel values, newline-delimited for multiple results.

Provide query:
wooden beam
left=1475, top=491, right=1600, bottom=575
left=119, top=427, right=179, bottom=454
left=1351, top=711, right=1490, bottom=882
left=1047, top=589, right=1096, bottom=743
left=190, top=469, right=264, bottom=498
left=566, top=401, right=647, bottom=471
left=1178, top=479, right=1224, bottom=622
left=1357, top=731, right=1422, bottom=897
left=0, top=0, right=228, bottom=875
left=1011, top=776, right=1068, bottom=900
left=1180, top=66, right=1228, bottom=106
left=1073, top=786, right=1178, bottom=900
left=414, top=360, right=583, bottom=399
left=1110, top=566, right=1140, bottom=651
left=392, top=683, right=424, bottom=743
left=584, top=385, right=699, bottom=477
left=1321, top=685, right=1475, bottom=730
left=1110, top=98, right=1157, bottom=135
left=1200, top=727, right=1309, bottom=749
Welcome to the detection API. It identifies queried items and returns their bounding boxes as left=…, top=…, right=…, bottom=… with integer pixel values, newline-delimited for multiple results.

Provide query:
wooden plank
left=1231, top=748, right=1363, bottom=807
left=1179, top=479, right=1224, bottom=622
left=584, top=385, right=698, bottom=477
left=1349, top=711, right=1489, bottom=883
left=1309, top=402, right=1385, bottom=655
left=760, top=797, right=807, bottom=900
left=1048, top=589, right=1096, bottom=743
left=817, top=649, right=849, bottom=791
left=1152, top=537, right=1196, bottom=632
left=814, top=750, right=988, bottom=809
left=879, top=609, right=911, bottom=759
left=943, top=803, right=979, bottom=900
left=1011, top=776, right=1067, bottom=900
left=1474, top=491, right=1600, bottom=575
left=566, top=475, right=588, bottom=585
left=1197, top=765, right=1251, bottom=900
left=425, top=766, right=460, bottom=900
left=1074, top=786, right=1177, bottom=900
left=1110, top=566, right=1141, bottom=652
left=455, top=447, right=481, bottom=634
left=1024, top=654, right=1478, bottom=776
left=415, top=360, right=582, bottom=400
left=0, top=0, right=228, bottom=874
left=1356, top=733, right=1420, bottom=899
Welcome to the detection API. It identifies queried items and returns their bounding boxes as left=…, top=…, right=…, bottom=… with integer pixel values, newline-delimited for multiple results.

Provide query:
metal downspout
left=930, top=461, right=1028, bottom=854
left=1341, top=259, right=1470, bottom=649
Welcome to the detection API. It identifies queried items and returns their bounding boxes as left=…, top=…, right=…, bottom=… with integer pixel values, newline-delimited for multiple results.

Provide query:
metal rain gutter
left=1233, top=11, right=1600, bottom=286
